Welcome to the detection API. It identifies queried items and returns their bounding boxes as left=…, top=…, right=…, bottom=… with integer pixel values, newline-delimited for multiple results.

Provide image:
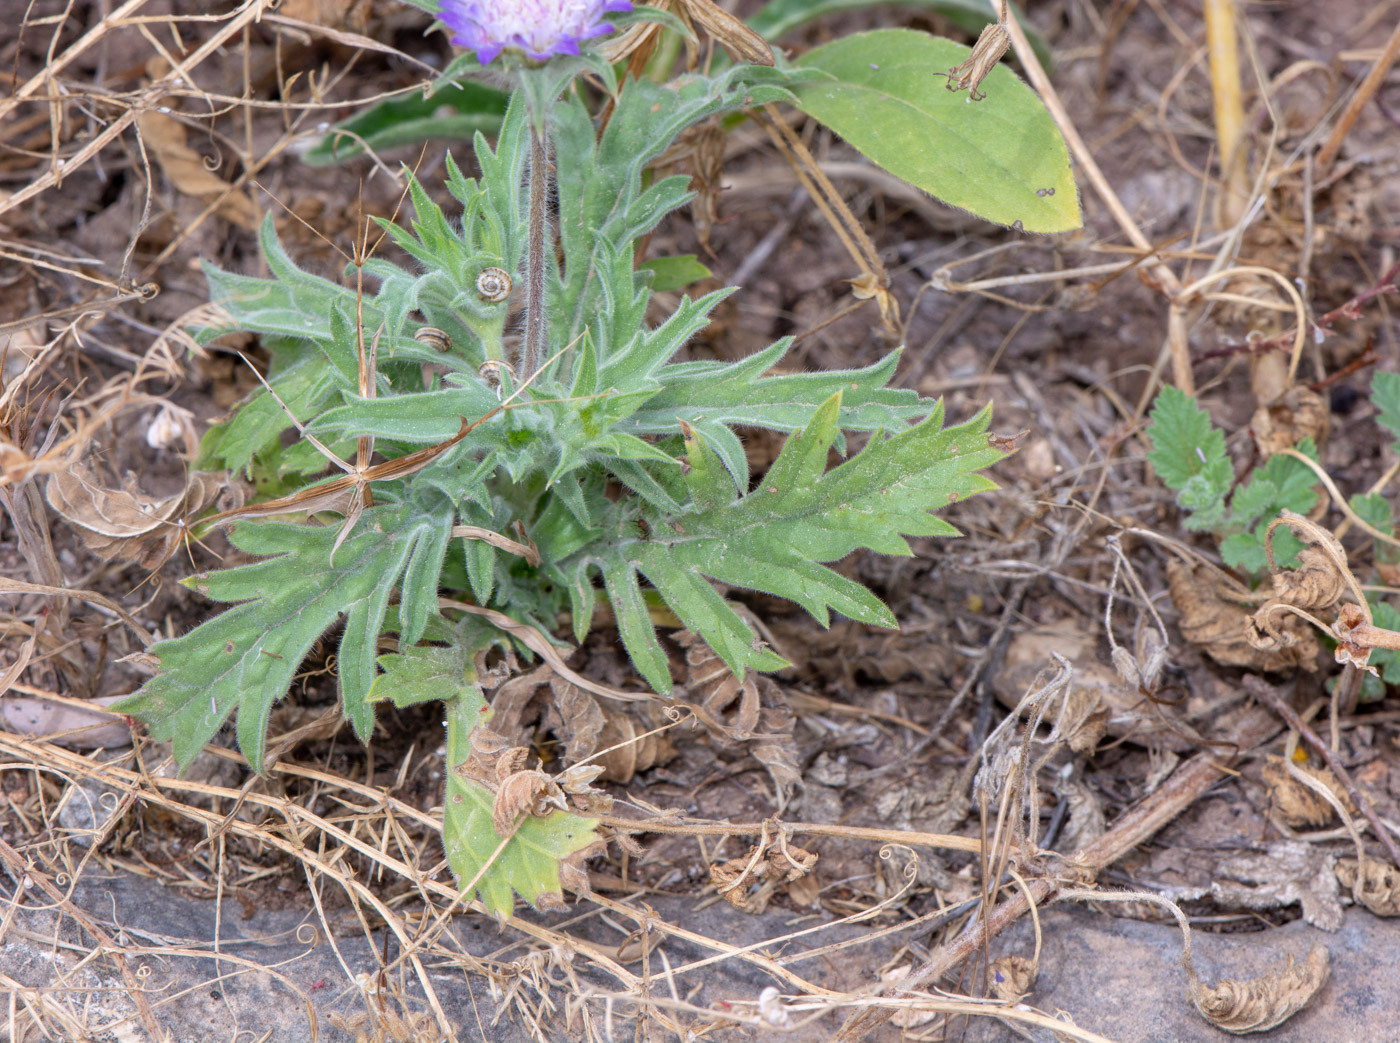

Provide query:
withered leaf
left=491, top=769, right=567, bottom=837
left=46, top=464, right=233, bottom=569
left=1335, top=857, right=1400, bottom=917
left=676, top=630, right=800, bottom=804
left=1168, top=558, right=1319, bottom=672
left=1210, top=840, right=1342, bottom=931
left=1262, top=754, right=1356, bottom=828
left=709, top=839, right=817, bottom=915
left=543, top=676, right=673, bottom=785
left=1191, top=944, right=1329, bottom=1035
left=136, top=112, right=259, bottom=230
left=988, top=955, right=1037, bottom=1003
left=1251, top=386, right=1330, bottom=458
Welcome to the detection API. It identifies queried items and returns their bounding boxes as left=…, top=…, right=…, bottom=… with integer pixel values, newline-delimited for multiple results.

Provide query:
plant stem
left=1204, top=0, right=1247, bottom=227
left=522, top=124, right=549, bottom=381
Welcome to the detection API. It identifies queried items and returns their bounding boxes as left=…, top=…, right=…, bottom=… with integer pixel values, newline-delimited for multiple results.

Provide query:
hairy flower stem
left=522, top=125, right=550, bottom=381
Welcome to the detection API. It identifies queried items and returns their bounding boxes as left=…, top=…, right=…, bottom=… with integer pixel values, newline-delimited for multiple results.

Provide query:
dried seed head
left=413, top=326, right=452, bottom=352
left=938, top=21, right=1010, bottom=101
left=476, top=266, right=513, bottom=303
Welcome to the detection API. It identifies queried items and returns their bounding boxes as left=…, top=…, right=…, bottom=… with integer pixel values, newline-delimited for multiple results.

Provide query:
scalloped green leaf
left=790, top=29, right=1079, bottom=233
left=443, top=694, right=598, bottom=916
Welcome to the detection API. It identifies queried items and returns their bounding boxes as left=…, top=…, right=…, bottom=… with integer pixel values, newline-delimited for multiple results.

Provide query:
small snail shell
left=413, top=326, right=452, bottom=352
left=476, top=267, right=512, bottom=303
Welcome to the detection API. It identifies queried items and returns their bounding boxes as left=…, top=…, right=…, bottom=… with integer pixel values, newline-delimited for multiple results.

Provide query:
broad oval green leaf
left=791, top=29, right=1079, bottom=233
left=749, top=0, right=1052, bottom=71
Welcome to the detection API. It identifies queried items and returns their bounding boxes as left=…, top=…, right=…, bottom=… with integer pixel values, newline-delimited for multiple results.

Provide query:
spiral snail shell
left=413, top=327, right=451, bottom=352
left=476, top=267, right=512, bottom=303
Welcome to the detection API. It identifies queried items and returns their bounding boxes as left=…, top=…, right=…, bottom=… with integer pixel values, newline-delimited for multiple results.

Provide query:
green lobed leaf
left=442, top=694, right=598, bottom=916
left=368, top=615, right=507, bottom=710
left=1352, top=492, right=1400, bottom=566
left=552, top=66, right=794, bottom=358
left=115, top=500, right=453, bottom=769
left=1227, top=438, right=1318, bottom=530
left=790, top=29, right=1079, bottom=233
left=1352, top=492, right=1394, bottom=535
left=1219, top=532, right=1265, bottom=573
left=1219, top=438, right=1316, bottom=570
left=586, top=392, right=1005, bottom=693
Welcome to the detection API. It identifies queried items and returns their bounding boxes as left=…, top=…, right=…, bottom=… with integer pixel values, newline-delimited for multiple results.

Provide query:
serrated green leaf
left=1146, top=386, right=1232, bottom=497
left=1219, top=531, right=1266, bottom=573
left=1352, top=492, right=1399, bottom=565
left=1226, top=477, right=1279, bottom=531
left=1352, top=492, right=1394, bottom=535
left=589, top=392, right=1005, bottom=692
left=1177, top=473, right=1227, bottom=533
left=553, top=67, right=794, bottom=353
left=115, top=500, right=452, bottom=768
left=1229, top=438, right=1318, bottom=527
left=442, top=695, right=598, bottom=916
left=790, top=29, right=1078, bottom=233
left=369, top=616, right=505, bottom=709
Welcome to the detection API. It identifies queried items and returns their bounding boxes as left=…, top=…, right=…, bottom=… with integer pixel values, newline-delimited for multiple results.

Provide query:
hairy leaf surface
left=117, top=500, right=452, bottom=768
left=585, top=393, right=1004, bottom=692
left=791, top=30, right=1079, bottom=233
left=443, top=694, right=598, bottom=916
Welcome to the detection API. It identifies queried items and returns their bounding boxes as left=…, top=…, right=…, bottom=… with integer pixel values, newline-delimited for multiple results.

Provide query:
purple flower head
left=438, top=0, right=633, bottom=64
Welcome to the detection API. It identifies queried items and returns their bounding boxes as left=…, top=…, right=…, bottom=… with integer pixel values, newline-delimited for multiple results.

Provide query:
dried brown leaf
left=1264, top=543, right=1348, bottom=614
left=1251, top=386, right=1330, bottom=458
left=673, top=0, right=774, bottom=66
left=1210, top=840, right=1342, bottom=931
left=709, top=838, right=817, bottom=914
left=136, top=112, right=259, bottom=230
left=1335, top=857, right=1400, bottom=916
left=989, top=954, right=1037, bottom=1003
left=1191, top=944, right=1329, bottom=1034
left=995, top=620, right=1188, bottom=751
left=1168, top=558, right=1319, bottom=672
left=676, top=630, right=800, bottom=805
left=46, top=464, right=232, bottom=568
left=1262, top=755, right=1356, bottom=827
left=491, top=769, right=567, bottom=837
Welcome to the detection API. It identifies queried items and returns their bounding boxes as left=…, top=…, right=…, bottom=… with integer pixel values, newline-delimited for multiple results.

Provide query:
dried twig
left=1242, top=675, right=1400, bottom=870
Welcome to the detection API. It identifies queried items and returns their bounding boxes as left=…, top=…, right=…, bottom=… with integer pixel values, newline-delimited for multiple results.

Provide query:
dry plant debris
left=1335, top=856, right=1400, bottom=917
left=1190, top=944, right=1331, bottom=1035
left=7, top=0, right=1400, bottom=1039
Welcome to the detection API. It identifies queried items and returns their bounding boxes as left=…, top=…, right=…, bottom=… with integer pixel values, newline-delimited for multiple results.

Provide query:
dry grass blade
left=0, top=578, right=151, bottom=646
left=440, top=597, right=650, bottom=703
